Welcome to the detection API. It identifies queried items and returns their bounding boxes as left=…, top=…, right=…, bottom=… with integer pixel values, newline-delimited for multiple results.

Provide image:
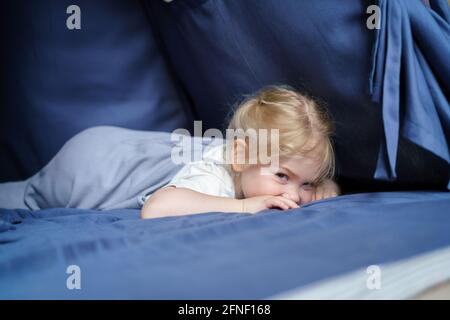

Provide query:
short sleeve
left=169, top=160, right=234, bottom=193
left=141, top=161, right=235, bottom=205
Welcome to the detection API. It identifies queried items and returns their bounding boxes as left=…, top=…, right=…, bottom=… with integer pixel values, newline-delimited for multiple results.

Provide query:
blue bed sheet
left=1, top=191, right=450, bottom=299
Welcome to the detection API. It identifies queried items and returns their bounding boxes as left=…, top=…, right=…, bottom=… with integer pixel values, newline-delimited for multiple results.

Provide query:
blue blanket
left=1, top=191, right=450, bottom=299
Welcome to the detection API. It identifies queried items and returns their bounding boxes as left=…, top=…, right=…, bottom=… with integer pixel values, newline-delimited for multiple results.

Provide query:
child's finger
left=273, top=200, right=289, bottom=210
left=277, top=196, right=299, bottom=209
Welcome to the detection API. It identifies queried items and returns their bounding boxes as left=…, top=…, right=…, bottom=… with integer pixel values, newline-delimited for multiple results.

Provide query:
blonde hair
left=227, top=85, right=335, bottom=184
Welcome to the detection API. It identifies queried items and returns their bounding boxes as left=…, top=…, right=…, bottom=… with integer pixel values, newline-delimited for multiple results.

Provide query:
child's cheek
left=250, top=177, right=278, bottom=197
left=262, top=177, right=281, bottom=195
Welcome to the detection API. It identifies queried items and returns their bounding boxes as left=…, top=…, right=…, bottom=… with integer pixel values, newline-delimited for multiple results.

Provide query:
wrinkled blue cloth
left=370, top=0, right=450, bottom=188
left=1, top=191, right=450, bottom=299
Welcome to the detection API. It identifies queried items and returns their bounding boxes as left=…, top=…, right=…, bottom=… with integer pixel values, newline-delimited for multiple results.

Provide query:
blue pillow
left=0, top=0, right=194, bottom=182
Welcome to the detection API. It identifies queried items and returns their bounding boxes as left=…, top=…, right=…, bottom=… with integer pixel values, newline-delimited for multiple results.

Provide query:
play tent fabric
left=0, top=0, right=194, bottom=183
left=370, top=0, right=450, bottom=188
left=146, top=0, right=449, bottom=191
left=1, top=0, right=448, bottom=191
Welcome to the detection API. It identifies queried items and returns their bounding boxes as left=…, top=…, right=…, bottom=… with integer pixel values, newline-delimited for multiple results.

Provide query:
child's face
left=239, top=156, right=320, bottom=205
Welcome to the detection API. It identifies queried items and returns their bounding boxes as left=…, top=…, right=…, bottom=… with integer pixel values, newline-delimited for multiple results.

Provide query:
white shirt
left=141, top=143, right=236, bottom=204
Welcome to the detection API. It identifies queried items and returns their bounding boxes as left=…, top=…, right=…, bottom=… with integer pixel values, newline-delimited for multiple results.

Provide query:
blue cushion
left=145, top=0, right=449, bottom=192
left=0, top=0, right=194, bottom=182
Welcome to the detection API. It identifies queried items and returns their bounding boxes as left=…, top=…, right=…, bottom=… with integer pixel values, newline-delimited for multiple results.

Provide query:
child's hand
left=242, top=195, right=299, bottom=213
left=313, top=179, right=340, bottom=201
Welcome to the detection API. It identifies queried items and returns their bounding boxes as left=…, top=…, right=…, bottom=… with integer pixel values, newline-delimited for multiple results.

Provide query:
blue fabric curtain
left=146, top=0, right=448, bottom=191
left=0, top=0, right=194, bottom=182
left=370, top=0, right=450, bottom=188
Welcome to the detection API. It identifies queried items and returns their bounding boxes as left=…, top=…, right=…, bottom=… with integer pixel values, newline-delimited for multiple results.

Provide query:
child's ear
left=231, top=138, right=248, bottom=173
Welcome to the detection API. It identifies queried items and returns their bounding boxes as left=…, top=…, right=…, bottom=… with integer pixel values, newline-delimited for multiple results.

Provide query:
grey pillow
left=0, top=126, right=220, bottom=210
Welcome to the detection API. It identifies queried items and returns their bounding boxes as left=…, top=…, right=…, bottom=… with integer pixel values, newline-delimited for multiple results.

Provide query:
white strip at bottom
left=267, top=245, right=450, bottom=300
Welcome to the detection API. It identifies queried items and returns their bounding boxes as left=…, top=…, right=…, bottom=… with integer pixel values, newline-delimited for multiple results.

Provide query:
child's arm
left=140, top=186, right=299, bottom=219
left=313, top=179, right=340, bottom=201
left=141, top=186, right=242, bottom=219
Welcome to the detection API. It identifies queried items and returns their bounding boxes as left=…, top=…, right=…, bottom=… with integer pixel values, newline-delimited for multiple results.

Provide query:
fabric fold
left=370, top=0, right=450, bottom=189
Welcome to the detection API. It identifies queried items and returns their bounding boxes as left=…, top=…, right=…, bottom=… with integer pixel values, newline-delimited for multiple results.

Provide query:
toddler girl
left=141, top=86, right=340, bottom=219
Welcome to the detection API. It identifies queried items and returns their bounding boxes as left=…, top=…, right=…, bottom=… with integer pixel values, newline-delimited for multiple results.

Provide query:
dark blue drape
left=0, top=0, right=194, bottom=182
left=370, top=0, right=450, bottom=188
left=147, top=0, right=449, bottom=191
left=1, top=0, right=448, bottom=191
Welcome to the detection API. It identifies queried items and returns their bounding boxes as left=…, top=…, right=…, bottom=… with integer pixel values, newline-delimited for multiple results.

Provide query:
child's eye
left=275, top=173, right=289, bottom=181
left=302, top=182, right=314, bottom=190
